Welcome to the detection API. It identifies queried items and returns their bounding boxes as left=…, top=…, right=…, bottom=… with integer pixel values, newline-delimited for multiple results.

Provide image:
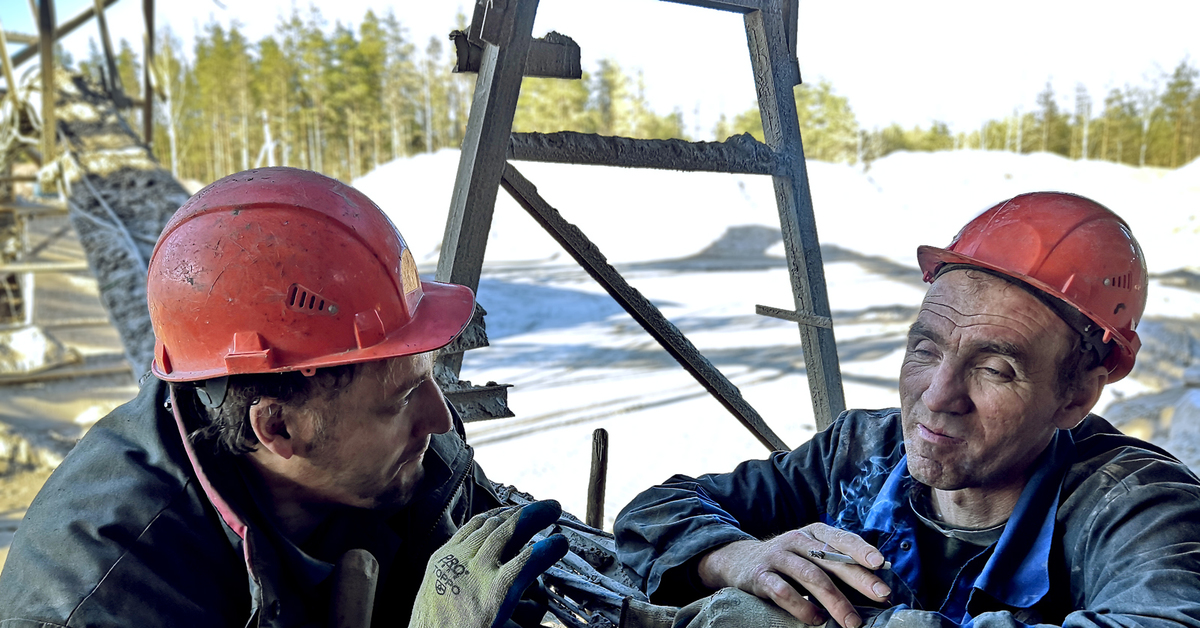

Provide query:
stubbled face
left=291, top=353, right=452, bottom=509
left=899, top=270, right=1074, bottom=494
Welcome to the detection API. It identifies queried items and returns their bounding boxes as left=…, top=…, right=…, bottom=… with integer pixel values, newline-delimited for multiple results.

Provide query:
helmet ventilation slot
left=1104, top=273, right=1131, bottom=290
left=287, top=284, right=338, bottom=316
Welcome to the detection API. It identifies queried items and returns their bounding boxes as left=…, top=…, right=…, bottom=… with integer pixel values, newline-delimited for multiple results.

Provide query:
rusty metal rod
left=500, top=162, right=788, bottom=452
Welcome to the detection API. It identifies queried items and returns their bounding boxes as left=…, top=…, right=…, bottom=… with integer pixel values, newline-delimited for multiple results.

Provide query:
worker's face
left=291, top=353, right=452, bottom=510
left=899, top=270, right=1077, bottom=495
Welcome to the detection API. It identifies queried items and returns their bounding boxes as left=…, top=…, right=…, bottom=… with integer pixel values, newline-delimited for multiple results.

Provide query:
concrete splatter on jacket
left=614, top=409, right=1200, bottom=628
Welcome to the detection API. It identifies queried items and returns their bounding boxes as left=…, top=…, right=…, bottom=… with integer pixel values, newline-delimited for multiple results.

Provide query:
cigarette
left=808, top=549, right=892, bottom=570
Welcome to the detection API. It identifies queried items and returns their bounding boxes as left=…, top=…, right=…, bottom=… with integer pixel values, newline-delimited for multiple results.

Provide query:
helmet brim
left=916, top=244, right=1138, bottom=382
left=152, top=280, right=476, bottom=381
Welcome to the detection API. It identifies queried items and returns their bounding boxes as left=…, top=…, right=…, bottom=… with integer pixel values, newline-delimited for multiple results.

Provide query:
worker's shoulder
left=0, top=378, right=248, bottom=624
left=835, top=407, right=902, bottom=428
left=826, top=407, right=904, bottom=446
left=1065, top=413, right=1200, bottom=496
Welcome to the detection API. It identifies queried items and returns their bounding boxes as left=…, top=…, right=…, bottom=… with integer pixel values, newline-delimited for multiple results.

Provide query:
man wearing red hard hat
left=616, top=192, right=1200, bottom=627
left=0, top=168, right=567, bottom=627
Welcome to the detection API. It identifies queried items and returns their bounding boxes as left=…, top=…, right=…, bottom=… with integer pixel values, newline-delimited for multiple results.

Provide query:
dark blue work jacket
left=614, top=409, right=1200, bottom=628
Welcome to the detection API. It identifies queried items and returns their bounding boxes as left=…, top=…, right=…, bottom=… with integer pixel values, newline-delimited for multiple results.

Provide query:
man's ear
left=249, top=399, right=296, bottom=460
left=1054, top=365, right=1109, bottom=430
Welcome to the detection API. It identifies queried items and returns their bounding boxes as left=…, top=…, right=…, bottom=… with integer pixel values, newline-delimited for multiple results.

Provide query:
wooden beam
left=0, top=28, right=19, bottom=105
left=452, top=30, right=581, bottom=80
left=745, top=0, right=844, bottom=429
left=0, top=261, right=89, bottom=274
left=755, top=304, right=832, bottom=329
left=36, top=0, right=55, bottom=162
left=10, top=0, right=120, bottom=68
left=501, top=162, right=789, bottom=451
left=2, top=32, right=38, bottom=45
left=142, top=0, right=153, bottom=145
left=92, top=0, right=126, bottom=105
left=586, top=428, right=609, bottom=529
left=509, top=131, right=778, bottom=174
left=659, top=0, right=761, bottom=13
left=436, top=0, right=539, bottom=377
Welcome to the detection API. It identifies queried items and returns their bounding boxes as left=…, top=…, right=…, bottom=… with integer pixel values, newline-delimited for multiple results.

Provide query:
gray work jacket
left=0, top=377, right=509, bottom=627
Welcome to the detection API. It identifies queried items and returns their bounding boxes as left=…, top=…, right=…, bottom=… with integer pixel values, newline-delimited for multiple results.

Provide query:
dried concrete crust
left=43, top=71, right=190, bottom=372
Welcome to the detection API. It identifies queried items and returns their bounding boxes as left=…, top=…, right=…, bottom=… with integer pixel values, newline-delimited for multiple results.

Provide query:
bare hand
left=696, top=523, right=892, bottom=627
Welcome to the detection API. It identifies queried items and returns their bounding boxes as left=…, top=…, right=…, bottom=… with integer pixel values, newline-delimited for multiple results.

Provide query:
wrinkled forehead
left=919, top=269, right=1072, bottom=340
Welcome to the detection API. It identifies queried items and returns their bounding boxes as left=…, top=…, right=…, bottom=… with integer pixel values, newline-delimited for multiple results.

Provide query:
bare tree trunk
left=348, top=109, right=358, bottom=180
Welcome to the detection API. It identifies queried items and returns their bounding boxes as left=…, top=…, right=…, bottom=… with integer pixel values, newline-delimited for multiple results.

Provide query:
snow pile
left=356, top=149, right=1200, bottom=273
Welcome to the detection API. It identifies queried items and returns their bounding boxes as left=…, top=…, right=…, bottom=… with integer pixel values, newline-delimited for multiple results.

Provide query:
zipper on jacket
left=424, top=445, right=474, bottom=539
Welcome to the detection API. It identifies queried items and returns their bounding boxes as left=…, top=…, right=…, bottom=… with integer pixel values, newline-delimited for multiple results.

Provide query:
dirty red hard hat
left=916, top=191, right=1147, bottom=382
left=147, top=167, right=474, bottom=382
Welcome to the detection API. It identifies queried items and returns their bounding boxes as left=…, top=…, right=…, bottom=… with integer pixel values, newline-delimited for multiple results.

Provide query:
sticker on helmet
left=401, top=248, right=420, bottom=295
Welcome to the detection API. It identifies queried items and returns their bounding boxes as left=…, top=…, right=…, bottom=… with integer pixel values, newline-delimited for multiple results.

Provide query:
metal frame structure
left=439, top=0, right=846, bottom=447
left=0, top=0, right=153, bottom=371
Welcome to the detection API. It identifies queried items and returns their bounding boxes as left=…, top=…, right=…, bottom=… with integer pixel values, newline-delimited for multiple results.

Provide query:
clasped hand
left=696, top=523, right=892, bottom=627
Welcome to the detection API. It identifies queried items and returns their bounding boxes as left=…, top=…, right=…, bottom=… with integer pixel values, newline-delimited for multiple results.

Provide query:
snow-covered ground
left=355, top=149, right=1200, bottom=528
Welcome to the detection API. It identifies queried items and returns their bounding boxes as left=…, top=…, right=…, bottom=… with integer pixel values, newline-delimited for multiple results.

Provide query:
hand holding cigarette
left=809, top=549, right=892, bottom=570
left=696, top=524, right=893, bottom=627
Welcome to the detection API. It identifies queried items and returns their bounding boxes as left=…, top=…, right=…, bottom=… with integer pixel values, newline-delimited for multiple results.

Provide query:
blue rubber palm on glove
left=409, top=500, right=569, bottom=628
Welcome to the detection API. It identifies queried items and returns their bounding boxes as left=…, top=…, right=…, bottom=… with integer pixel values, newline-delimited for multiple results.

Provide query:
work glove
left=408, top=500, right=569, bottom=628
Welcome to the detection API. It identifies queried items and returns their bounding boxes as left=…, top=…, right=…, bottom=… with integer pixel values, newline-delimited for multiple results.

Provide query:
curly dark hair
left=171, top=364, right=358, bottom=457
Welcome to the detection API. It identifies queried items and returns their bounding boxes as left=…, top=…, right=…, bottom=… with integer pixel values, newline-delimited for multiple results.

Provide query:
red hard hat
left=147, top=167, right=474, bottom=382
left=916, top=192, right=1146, bottom=382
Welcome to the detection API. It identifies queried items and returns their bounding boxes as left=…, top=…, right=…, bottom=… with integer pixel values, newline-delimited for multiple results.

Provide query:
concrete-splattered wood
left=52, top=71, right=189, bottom=372
left=508, top=131, right=779, bottom=174
left=745, top=1, right=845, bottom=430
left=501, top=161, right=788, bottom=451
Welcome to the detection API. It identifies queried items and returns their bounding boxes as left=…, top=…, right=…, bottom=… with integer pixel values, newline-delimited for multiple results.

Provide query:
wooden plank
left=2, top=33, right=39, bottom=45
left=92, top=0, right=124, bottom=103
left=0, top=29, right=18, bottom=103
left=501, top=162, right=788, bottom=451
left=10, top=0, right=120, bottom=68
left=452, top=31, right=581, bottom=80
left=755, top=304, right=832, bottom=329
left=660, top=0, right=761, bottom=13
left=0, top=261, right=89, bottom=274
left=436, top=0, right=539, bottom=376
left=36, top=0, right=55, bottom=162
left=744, top=1, right=844, bottom=430
left=509, top=131, right=778, bottom=174
left=586, top=428, right=608, bottom=529
left=142, top=0, right=153, bottom=145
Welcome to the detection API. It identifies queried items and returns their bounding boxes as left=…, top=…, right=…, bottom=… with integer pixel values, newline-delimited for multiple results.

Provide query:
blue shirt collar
left=861, top=429, right=1076, bottom=609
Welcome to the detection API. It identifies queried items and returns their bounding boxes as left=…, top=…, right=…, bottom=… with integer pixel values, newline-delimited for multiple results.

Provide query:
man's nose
left=412, top=378, right=453, bottom=438
left=922, top=361, right=972, bottom=415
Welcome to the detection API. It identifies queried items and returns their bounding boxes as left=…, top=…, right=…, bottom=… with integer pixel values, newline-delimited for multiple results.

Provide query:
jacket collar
left=862, top=429, right=1075, bottom=610
left=165, top=382, right=474, bottom=623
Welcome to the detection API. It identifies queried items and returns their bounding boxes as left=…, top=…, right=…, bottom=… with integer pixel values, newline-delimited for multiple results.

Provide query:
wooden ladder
left=436, top=0, right=845, bottom=450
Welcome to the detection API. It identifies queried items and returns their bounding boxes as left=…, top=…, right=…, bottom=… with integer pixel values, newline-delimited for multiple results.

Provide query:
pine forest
left=68, top=6, right=1200, bottom=185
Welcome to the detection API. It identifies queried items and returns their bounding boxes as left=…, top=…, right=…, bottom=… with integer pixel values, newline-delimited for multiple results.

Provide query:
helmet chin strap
left=933, top=263, right=1113, bottom=368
